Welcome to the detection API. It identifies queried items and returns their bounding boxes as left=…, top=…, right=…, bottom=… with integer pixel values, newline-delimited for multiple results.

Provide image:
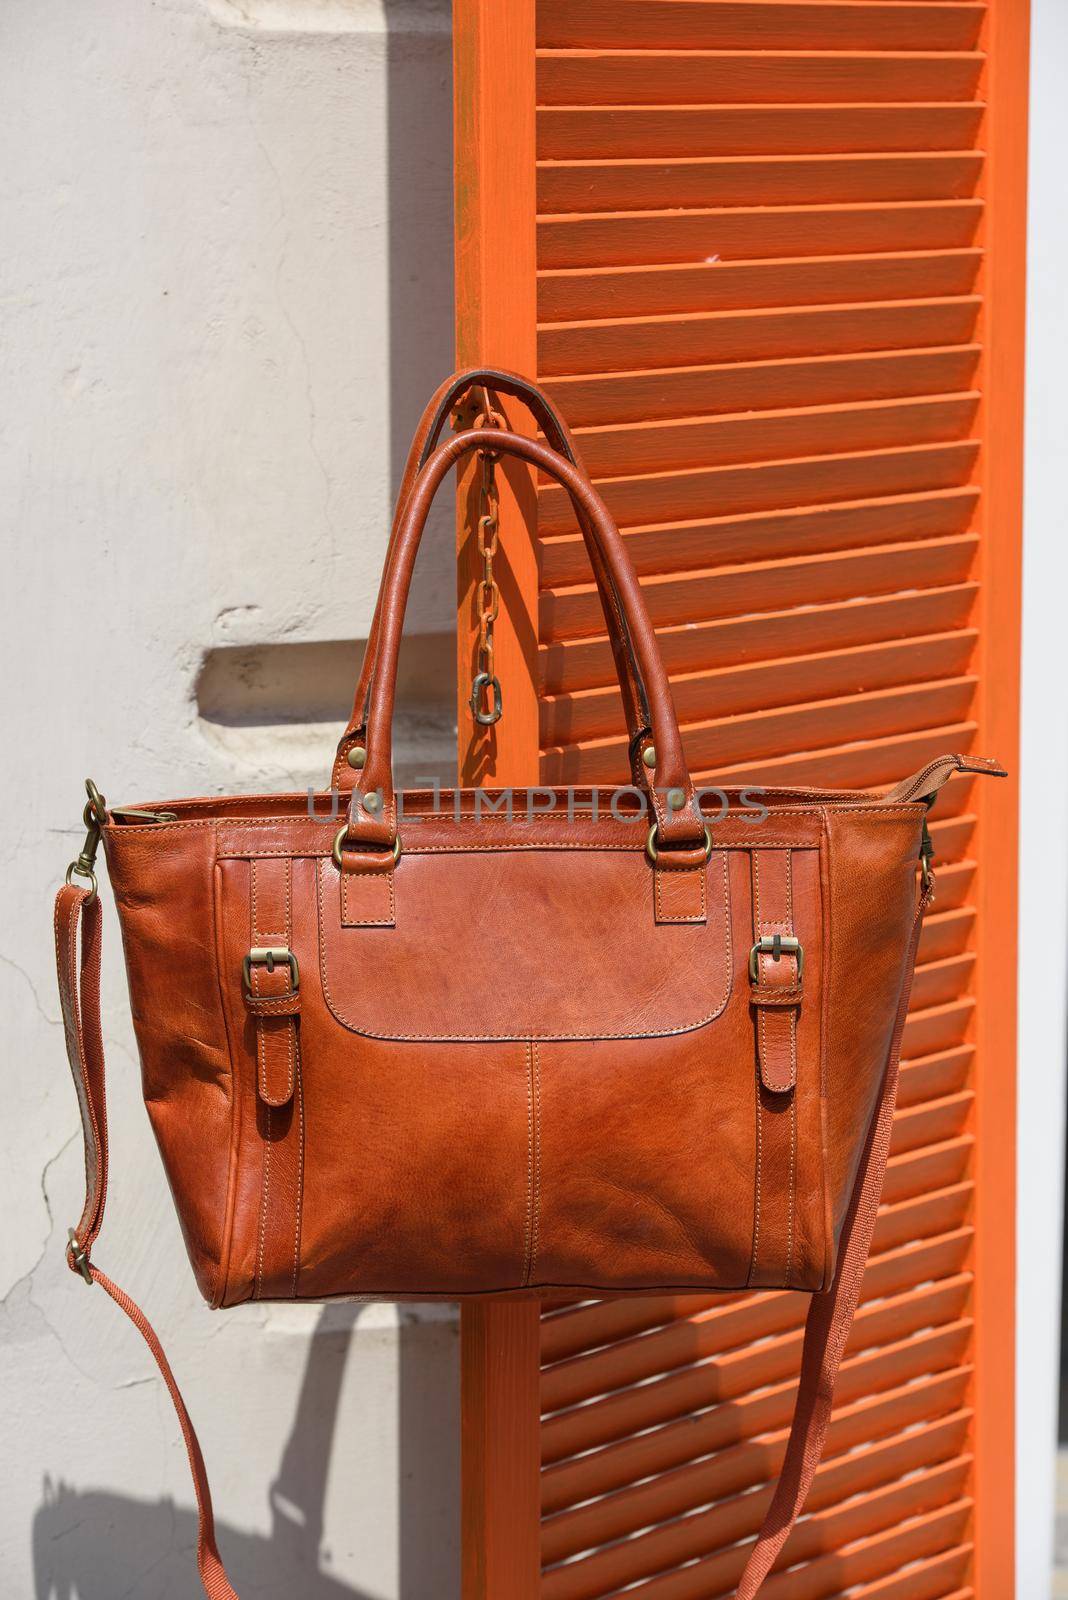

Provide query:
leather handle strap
left=332, top=368, right=650, bottom=790
left=415, top=366, right=583, bottom=471
left=53, top=868, right=929, bottom=1599
left=341, top=426, right=703, bottom=853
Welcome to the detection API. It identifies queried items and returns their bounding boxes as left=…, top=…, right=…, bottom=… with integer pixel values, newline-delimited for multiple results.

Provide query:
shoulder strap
left=55, top=883, right=238, bottom=1600
left=53, top=870, right=930, bottom=1598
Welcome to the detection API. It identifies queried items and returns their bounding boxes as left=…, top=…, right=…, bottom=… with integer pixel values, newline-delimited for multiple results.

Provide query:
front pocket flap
left=318, top=848, right=732, bottom=1042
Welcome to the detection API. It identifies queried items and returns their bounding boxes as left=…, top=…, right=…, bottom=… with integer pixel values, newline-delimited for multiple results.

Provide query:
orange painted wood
left=683, top=723, right=982, bottom=789
left=536, top=51, right=984, bottom=108
left=462, top=1301, right=541, bottom=1600
left=539, top=249, right=983, bottom=321
left=881, top=1142, right=973, bottom=1209
left=541, top=629, right=977, bottom=747
left=546, top=347, right=983, bottom=425
left=538, top=152, right=983, bottom=214
left=898, top=1045, right=974, bottom=1106
left=543, top=586, right=977, bottom=697
left=453, top=0, right=540, bottom=792
left=557, top=392, right=979, bottom=478
left=969, top=0, right=1028, bottom=1588
left=538, top=2, right=985, bottom=53
left=539, top=296, right=982, bottom=375
left=539, top=446, right=979, bottom=536
left=543, top=1235, right=971, bottom=1420
left=543, top=537, right=979, bottom=642
left=453, top=5, right=542, bottom=1598
left=542, top=487, right=978, bottom=584
left=544, top=1331, right=975, bottom=1522
left=543, top=1446, right=972, bottom=1600
left=542, top=1273, right=973, bottom=1462
left=539, top=199, right=984, bottom=268
left=539, top=103, right=987, bottom=161
left=543, top=1381, right=971, bottom=1563
left=849, top=1564, right=973, bottom=1600
left=546, top=483, right=978, bottom=585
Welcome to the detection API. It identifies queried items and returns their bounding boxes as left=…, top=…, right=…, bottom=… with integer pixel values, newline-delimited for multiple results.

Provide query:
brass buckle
left=748, top=934, right=804, bottom=984
left=242, top=946, right=300, bottom=995
left=67, top=1228, right=93, bottom=1285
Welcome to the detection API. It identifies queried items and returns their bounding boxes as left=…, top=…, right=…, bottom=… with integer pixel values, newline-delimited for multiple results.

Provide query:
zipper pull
left=110, top=807, right=179, bottom=824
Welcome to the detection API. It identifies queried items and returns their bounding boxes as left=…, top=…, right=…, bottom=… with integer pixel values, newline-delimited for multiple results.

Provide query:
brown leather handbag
left=54, top=369, right=1005, bottom=1598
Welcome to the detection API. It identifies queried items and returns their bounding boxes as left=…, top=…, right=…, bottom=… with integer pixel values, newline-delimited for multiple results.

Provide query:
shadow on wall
left=34, top=2, right=460, bottom=1597
left=32, top=1306, right=460, bottom=1599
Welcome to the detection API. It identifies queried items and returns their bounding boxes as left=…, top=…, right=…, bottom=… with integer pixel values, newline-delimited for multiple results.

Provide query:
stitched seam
left=341, top=866, right=395, bottom=927
left=787, top=1090, right=797, bottom=1288
left=530, top=1042, right=541, bottom=1287
left=785, top=850, right=796, bottom=1284
left=254, top=860, right=296, bottom=1103
left=223, top=838, right=817, bottom=858
left=56, top=895, right=97, bottom=1223
left=523, top=1043, right=534, bottom=1288
left=655, top=863, right=706, bottom=924
left=292, top=1048, right=304, bottom=1298
left=750, top=986, right=803, bottom=1003
left=755, top=893, right=795, bottom=1094
left=256, top=1105, right=271, bottom=1299
left=317, top=854, right=733, bottom=1041
left=107, top=802, right=925, bottom=838
left=748, top=857, right=762, bottom=1288
left=786, top=851, right=798, bottom=1092
left=748, top=1086, right=762, bottom=1289
left=754, top=856, right=769, bottom=1089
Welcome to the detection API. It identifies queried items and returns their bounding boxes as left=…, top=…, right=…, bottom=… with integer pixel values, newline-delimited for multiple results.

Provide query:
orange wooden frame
left=454, top=7, right=542, bottom=1597
left=969, top=0, right=1028, bottom=1588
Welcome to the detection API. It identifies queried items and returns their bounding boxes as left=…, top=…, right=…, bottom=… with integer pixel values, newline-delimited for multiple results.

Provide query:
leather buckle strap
left=748, top=933, right=803, bottom=985
left=245, top=861, right=300, bottom=1109
left=242, top=946, right=299, bottom=995
left=246, top=859, right=305, bottom=1303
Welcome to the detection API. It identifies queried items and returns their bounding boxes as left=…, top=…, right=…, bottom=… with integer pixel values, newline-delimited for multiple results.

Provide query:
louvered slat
left=531, top=0, right=999, bottom=1594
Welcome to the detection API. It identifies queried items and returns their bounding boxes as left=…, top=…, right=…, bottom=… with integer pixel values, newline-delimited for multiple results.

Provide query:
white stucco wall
left=1, top=3, right=459, bottom=1596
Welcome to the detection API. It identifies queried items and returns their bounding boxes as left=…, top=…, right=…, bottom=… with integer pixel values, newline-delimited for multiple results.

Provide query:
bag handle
left=332, top=368, right=651, bottom=791
left=337, top=425, right=707, bottom=857
left=53, top=859, right=931, bottom=1599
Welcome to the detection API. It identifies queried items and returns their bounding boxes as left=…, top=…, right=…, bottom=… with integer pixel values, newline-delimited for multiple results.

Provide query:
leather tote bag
left=54, top=368, right=1005, bottom=1598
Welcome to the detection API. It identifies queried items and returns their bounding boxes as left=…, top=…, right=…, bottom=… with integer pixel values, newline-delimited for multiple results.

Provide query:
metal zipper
left=109, top=807, right=179, bottom=823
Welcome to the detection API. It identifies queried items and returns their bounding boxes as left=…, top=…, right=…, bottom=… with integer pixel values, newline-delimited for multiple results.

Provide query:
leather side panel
left=103, top=821, right=232, bottom=1304
left=822, top=806, right=927, bottom=1254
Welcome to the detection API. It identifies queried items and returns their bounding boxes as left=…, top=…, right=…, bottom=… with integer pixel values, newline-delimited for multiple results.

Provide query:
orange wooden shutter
left=454, top=3, right=1026, bottom=1595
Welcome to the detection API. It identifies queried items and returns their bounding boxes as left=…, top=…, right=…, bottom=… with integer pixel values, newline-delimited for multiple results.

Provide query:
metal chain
left=469, top=393, right=504, bottom=726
